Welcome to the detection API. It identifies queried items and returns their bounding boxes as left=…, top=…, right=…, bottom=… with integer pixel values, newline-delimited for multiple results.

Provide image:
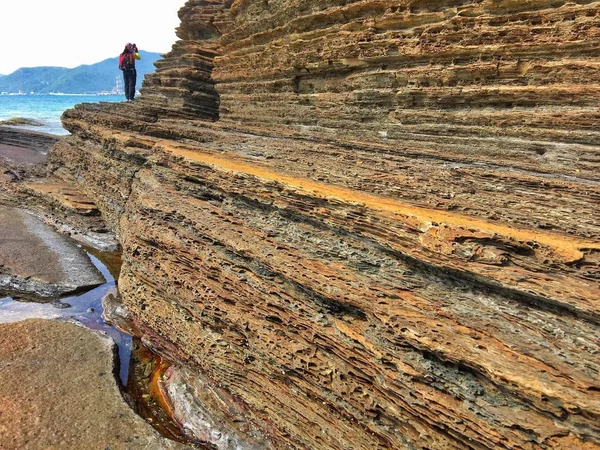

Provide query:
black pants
left=123, top=69, right=137, bottom=100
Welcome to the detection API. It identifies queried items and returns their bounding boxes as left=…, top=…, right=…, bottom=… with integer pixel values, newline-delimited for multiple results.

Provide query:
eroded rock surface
left=0, top=127, right=119, bottom=252
left=0, top=319, right=187, bottom=450
left=49, top=1, right=600, bottom=449
left=0, top=205, right=105, bottom=297
left=0, top=125, right=59, bottom=155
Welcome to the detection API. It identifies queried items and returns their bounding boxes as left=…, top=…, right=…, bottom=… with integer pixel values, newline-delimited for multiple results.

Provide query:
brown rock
left=0, top=205, right=106, bottom=297
left=0, top=127, right=118, bottom=253
left=47, top=1, right=600, bottom=449
left=0, top=319, right=187, bottom=450
left=0, top=142, right=47, bottom=165
left=0, top=125, right=59, bottom=156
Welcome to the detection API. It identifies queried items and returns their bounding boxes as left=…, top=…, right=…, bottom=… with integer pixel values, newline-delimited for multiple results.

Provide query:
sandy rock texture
left=0, top=125, right=59, bottom=155
left=0, top=127, right=119, bottom=252
left=0, top=127, right=116, bottom=296
left=0, top=205, right=106, bottom=297
left=48, top=1, right=599, bottom=449
left=0, top=319, right=186, bottom=450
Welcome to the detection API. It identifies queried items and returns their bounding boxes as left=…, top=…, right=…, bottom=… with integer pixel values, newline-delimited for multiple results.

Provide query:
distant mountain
left=0, top=51, right=162, bottom=94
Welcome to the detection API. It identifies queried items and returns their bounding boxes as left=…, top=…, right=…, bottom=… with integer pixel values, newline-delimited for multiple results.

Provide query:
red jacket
left=119, top=51, right=139, bottom=70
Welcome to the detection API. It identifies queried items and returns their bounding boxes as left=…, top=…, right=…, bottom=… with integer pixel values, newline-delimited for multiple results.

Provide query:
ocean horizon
left=0, top=94, right=124, bottom=135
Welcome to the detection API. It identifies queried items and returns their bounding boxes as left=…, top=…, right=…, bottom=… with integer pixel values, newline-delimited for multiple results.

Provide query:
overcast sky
left=0, top=0, right=188, bottom=75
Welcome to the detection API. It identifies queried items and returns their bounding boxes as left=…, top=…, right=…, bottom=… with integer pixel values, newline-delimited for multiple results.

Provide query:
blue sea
left=0, top=94, right=124, bottom=135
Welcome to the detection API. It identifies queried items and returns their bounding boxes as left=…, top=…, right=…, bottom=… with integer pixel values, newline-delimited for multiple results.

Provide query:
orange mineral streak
left=156, top=141, right=600, bottom=262
left=149, top=360, right=177, bottom=423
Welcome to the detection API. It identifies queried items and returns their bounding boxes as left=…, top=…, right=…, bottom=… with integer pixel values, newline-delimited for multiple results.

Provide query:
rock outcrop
left=0, top=319, right=187, bottom=450
left=0, top=127, right=120, bottom=253
left=0, top=205, right=106, bottom=298
left=49, top=1, right=600, bottom=449
left=0, top=125, right=59, bottom=155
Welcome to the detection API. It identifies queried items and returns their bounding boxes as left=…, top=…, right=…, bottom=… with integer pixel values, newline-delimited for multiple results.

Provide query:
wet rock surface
left=0, top=205, right=106, bottom=297
left=0, top=125, right=59, bottom=155
left=0, top=127, right=119, bottom=252
left=0, top=127, right=194, bottom=446
left=161, top=365, right=272, bottom=449
left=0, top=319, right=187, bottom=450
left=44, top=1, right=600, bottom=449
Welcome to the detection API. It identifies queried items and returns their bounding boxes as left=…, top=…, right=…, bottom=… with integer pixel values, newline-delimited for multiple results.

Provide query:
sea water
left=0, top=94, right=124, bottom=135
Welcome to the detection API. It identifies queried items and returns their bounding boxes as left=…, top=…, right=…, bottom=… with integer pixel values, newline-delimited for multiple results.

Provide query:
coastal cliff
left=49, top=1, right=600, bottom=449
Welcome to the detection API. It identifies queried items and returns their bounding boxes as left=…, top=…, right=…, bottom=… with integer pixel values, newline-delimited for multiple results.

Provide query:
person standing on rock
left=118, top=43, right=141, bottom=102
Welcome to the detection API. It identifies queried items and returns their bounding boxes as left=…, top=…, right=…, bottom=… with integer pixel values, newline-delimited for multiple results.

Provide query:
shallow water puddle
left=0, top=253, right=132, bottom=384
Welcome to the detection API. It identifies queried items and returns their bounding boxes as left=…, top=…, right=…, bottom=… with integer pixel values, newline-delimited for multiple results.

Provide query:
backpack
left=119, top=53, right=134, bottom=71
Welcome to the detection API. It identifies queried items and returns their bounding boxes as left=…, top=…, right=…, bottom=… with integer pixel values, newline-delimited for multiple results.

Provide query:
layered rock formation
left=0, top=126, right=118, bottom=254
left=0, top=205, right=105, bottom=298
left=49, top=1, right=600, bottom=449
left=0, top=126, right=59, bottom=155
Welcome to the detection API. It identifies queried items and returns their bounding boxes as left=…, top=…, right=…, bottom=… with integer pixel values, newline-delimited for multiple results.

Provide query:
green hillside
left=0, top=51, right=162, bottom=94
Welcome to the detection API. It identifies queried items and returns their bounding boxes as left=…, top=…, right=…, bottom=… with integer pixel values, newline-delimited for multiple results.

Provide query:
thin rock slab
left=0, top=125, right=59, bottom=157
left=0, top=319, right=188, bottom=450
left=0, top=206, right=105, bottom=297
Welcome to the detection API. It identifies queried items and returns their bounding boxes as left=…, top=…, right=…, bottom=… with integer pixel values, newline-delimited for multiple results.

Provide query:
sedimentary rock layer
left=0, top=126, right=59, bottom=154
left=0, top=205, right=105, bottom=297
left=50, top=1, right=600, bottom=449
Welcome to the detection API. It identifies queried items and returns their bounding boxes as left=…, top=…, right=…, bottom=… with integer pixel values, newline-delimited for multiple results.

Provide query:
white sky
left=0, top=0, right=188, bottom=75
